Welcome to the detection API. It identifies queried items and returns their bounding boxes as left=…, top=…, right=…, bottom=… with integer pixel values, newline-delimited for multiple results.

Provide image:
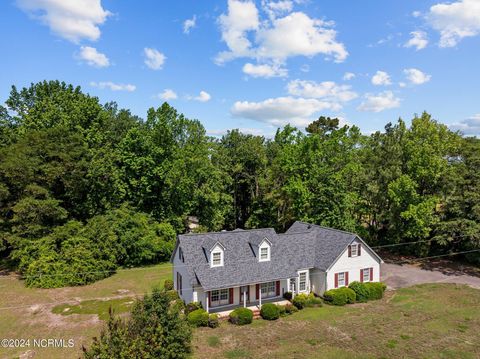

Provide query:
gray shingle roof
left=175, top=221, right=367, bottom=290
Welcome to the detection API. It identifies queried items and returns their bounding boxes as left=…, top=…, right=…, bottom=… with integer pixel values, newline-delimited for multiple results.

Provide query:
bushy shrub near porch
left=283, top=291, right=293, bottom=301
left=364, top=282, right=387, bottom=300
left=278, top=303, right=298, bottom=317
left=260, top=303, right=280, bottom=320
left=324, top=287, right=356, bottom=306
left=187, top=309, right=209, bottom=327
left=229, top=308, right=253, bottom=325
left=185, top=301, right=203, bottom=316
left=292, top=293, right=323, bottom=309
left=348, top=281, right=370, bottom=302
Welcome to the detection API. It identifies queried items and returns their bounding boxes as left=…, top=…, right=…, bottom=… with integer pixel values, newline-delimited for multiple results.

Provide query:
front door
left=240, top=286, right=250, bottom=304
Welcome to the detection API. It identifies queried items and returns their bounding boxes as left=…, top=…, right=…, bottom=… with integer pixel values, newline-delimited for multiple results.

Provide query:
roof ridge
left=180, top=227, right=276, bottom=237
left=295, top=221, right=357, bottom=236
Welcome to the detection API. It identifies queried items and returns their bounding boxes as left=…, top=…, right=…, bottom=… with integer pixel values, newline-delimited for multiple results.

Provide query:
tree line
left=0, top=81, right=478, bottom=287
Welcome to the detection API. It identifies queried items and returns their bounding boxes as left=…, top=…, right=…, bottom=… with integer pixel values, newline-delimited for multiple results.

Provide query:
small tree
left=83, top=287, right=192, bottom=358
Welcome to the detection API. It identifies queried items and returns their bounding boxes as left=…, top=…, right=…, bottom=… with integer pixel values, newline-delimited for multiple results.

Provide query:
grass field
left=193, top=284, right=480, bottom=359
left=1, top=265, right=480, bottom=359
left=0, top=263, right=172, bottom=359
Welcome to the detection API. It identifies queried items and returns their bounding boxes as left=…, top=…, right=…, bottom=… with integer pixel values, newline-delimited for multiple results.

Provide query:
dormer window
left=349, top=243, right=361, bottom=257
left=259, top=239, right=271, bottom=262
left=210, top=243, right=224, bottom=268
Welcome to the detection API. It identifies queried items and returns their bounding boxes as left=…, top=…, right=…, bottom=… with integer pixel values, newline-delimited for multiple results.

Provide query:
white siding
left=326, top=239, right=381, bottom=292
left=310, top=268, right=326, bottom=295
left=173, top=246, right=194, bottom=303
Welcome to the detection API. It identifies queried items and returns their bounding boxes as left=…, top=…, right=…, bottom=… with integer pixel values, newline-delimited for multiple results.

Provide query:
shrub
left=349, top=281, right=370, bottom=302
left=283, top=291, right=293, bottom=301
left=292, top=293, right=309, bottom=309
left=229, top=308, right=253, bottom=325
left=187, top=309, right=209, bottom=327
left=164, top=279, right=174, bottom=291
left=208, top=314, right=219, bottom=328
left=166, top=290, right=179, bottom=302
left=324, top=287, right=356, bottom=306
left=185, top=302, right=202, bottom=315
left=277, top=305, right=287, bottom=317
left=365, top=282, right=387, bottom=300
left=83, top=288, right=192, bottom=358
left=292, top=293, right=322, bottom=309
left=260, top=303, right=280, bottom=320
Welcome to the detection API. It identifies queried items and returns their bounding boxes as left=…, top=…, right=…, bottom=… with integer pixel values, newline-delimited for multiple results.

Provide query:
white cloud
left=216, top=0, right=260, bottom=64
left=242, top=62, right=287, bottom=78
left=90, top=81, right=135, bottom=91
left=300, top=64, right=310, bottom=73
left=427, top=0, right=480, bottom=47
left=78, top=46, right=109, bottom=67
left=158, top=89, right=178, bottom=100
left=357, top=91, right=401, bottom=112
left=404, top=31, right=429, bottom=50
left=412, top=11, right=422, bottom=18
left=17, top=0, right=111, bottom=43
left=262, top=0, right=293, bottom=19
left=371, top=71, right=392, bottom=86
left=183, top=15, right=196, bottom=34
left=231, top=96, right=341, bottom=126
left=343, top=72, right=355, bottom=81
left=144, top=47, right=166, bottom=70
left=449, top=114, right=480, bottom=135
left=216, top=0, right=348, bottom=66
left=194, top=91, right=211, bottom=102
left=404, top=68, right=431, bottom=85
left=287, top=79, right=358, bottom=103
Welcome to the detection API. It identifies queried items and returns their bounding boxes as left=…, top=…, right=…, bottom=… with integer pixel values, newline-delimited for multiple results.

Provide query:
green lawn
left=0, top=263, right=172, bottom=359
left=193, top=284, right=480, bottom=359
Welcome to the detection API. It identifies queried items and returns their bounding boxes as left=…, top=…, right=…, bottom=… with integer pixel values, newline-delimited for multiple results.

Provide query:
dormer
left=258, top=238, right=271, bottom=262
left=209, top=242, right=225, bottom=268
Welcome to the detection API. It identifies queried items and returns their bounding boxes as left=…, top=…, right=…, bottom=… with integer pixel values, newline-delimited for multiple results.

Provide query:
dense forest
left=0, top=81, right=478, bottom=288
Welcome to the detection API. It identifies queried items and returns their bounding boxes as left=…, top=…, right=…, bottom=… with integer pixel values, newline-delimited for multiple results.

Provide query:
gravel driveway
left=381, top=262, right=480, bottom=289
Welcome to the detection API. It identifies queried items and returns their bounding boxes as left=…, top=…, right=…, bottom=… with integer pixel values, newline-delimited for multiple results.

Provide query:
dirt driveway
left=381, top=262, right=480, bottom=289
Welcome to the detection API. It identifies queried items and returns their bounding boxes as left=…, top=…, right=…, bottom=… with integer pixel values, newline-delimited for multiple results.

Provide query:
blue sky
left=1, top=0, right=479, bottom=136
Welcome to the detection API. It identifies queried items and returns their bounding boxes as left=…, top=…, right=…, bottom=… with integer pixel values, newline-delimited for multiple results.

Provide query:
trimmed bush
left=164, top=279, right=174, bottom=291
left=365, top=282, right=387, bottom=300
left=292, top=293, right=309, bottom=309
left=185, top=302, right=202, bottom=316
left=260, top=303, right=280, bottom=320
left=277, top=305, right=287, bottom=317
left=208, top=314, right=219, bottom=328
left=349, top=281, right=370, bottom=303
left=229, top=308, right=253, bottom=325
left=292, top=293, right=323, bottom=309
left=187, top=308, right=209, bottom=327
left=283, top=291, right=293, bottom=301
left=324, top=287, right=356, bottom=306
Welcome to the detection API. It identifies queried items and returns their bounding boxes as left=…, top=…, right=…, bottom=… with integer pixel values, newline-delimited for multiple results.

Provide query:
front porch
left=210, top=298, right=290, bottom=318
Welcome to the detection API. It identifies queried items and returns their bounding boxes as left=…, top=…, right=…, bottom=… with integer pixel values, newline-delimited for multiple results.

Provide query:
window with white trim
left=338, top=272, right=346, bottom=287
left=211, top=250, right=223, bottom=267
left=299, top=272, right=307, bottom=291
left=363, top=268, right=371, bottom=282
left=260, top=281, right=276, bottom=298
left=259, top=240, right=271, bottom=262
left=210, top=289, right=229, bottom=306
left=350, top=244, right=358, bottom=257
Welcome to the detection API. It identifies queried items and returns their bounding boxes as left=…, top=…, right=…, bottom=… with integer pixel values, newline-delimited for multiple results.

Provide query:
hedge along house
left=171, top=221, right=383, bottom=313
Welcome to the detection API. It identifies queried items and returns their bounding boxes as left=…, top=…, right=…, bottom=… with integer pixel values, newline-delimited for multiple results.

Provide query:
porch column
left=259, top=286, right=262, bottom=307
left=206, top=291, right=209, bottom=313
left=243, top=289, right=246, bottom=307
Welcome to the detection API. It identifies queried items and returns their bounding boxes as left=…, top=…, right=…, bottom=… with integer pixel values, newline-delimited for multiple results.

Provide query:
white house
left=171, top=221, right=383, bottom=312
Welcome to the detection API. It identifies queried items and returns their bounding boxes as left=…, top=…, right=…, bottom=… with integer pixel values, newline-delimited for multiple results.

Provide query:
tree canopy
left=0, top=80, right=478, bottom=288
